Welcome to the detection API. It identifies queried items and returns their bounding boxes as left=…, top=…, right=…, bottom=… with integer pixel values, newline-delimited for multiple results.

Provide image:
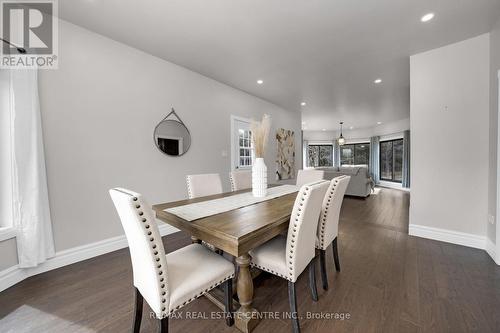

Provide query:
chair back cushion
left=229, top=170, right=252, bottom=191
left=317, top=176, right=350, bottom=250
left=296, top=169, right=325, bottom=187
left=109, top=188, right=169, bottom=318
left=186, top=173, right=223, bottom=199
left=286, top=181, right=329, bottom=282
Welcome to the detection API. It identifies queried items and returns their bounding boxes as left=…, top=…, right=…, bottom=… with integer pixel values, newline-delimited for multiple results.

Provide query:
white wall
left=488, top=18, right=500, bottom=244
left=0, top=20, right=301, bottom=270
left=410, top=34, right=490, bottom=238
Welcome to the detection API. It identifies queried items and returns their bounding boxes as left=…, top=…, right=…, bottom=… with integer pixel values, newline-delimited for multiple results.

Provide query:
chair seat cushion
left=166, top=244, right=234, bottom=313
left=249, top=235, right=290, bottom=281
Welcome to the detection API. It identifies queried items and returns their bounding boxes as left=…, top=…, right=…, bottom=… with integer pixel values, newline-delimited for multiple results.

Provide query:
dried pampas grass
left=250, top=114, right=271, bottom=158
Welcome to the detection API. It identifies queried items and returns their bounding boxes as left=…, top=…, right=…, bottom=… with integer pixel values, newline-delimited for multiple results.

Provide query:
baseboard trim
left=409, top=224, right=499, bottom=264
left=0, top=223, right=178, bottom=293
left=486, top=238, right=499, bottom=265
left=409, top=224, right=486, bottom=250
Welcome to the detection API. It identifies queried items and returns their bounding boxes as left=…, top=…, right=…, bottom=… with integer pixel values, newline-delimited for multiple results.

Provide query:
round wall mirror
left=154, top=110, right=191, bottom=156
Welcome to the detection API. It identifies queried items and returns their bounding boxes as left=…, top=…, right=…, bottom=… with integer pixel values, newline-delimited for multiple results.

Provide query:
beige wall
left=410, top=34, right=490, bottom=236
left=0, top=20, right=301, bottom=270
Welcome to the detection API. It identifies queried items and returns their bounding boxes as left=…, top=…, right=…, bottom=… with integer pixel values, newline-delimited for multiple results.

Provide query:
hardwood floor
left=1, top=187, right=500, bottom=332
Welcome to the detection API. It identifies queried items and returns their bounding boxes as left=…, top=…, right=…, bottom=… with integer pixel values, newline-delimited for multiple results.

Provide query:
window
left=380, top=139, right=403, bottom=182
left=340, top=143, right=369, bottom=166
left=232, top=116, right=254, bottom=169
left=307, top=145, right=333, bottom=167
left=238, top=128, right=253, bottom=168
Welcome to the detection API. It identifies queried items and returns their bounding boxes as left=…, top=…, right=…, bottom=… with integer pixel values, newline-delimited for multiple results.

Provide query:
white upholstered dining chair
left=296, top=169, right=324, bottom=187
left=316, top=175, right=350, bottom=290
left=229, top=170, right=252, bottom=191
left=186, top=173, right=223, bottom=199
left=249, top=181, right=329, bottom=333
left=109, top=188, right=235, bottom=333
left=185, top=173, right=224, bottom=251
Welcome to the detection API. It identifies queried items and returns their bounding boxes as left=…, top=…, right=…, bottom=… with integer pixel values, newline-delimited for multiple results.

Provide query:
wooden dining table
left=152, top=187, right=298, bottom=333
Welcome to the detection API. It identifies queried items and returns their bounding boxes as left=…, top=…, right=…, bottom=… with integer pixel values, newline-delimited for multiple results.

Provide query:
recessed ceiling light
left=257, top=79, right=263, bottom=85
left=349, top=126, right=354, bottom=130
left=377, top=121, right=382, bottom=125
left=301, top=102, right=306, bottom=106
left=374, top=78, right=382, bottom=84
left=421, top=13, right=435, bottom=22
left=322, top=128, right=326, bottom=131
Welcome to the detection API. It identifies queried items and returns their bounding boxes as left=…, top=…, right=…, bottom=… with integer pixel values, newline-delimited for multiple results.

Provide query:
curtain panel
left=369, top=136, right=380, bottom=184
left=302, top=140, right=309, bottom=168
left=402, top=130, right=411, bottom=188
left=333, top=139, right=340, bottom=168
left=7, top=70, right=55, bottom=267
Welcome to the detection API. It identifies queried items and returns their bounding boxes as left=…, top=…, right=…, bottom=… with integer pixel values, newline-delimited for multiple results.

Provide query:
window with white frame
left=238, top=128, right=253, bottom=168
left=232, top=117, right=254, bottom=170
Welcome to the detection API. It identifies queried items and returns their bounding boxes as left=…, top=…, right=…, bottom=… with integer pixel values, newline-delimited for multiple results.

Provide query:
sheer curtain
left=369, top=136, right=380, bottom=184
left=303, top=140, right=309, bottom=168
left=333, top=139, right=340, bottom=168
left=402, top=130, right=411, bottom=188
left=7, top=70, right=55, bottom=268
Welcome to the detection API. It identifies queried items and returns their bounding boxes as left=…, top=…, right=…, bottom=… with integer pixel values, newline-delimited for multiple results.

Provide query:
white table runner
left=165, top=184, right=300, bottom=221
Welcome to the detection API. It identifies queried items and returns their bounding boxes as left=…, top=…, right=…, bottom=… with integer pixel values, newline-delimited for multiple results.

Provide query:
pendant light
left=338, top=121, right=346, bottom=146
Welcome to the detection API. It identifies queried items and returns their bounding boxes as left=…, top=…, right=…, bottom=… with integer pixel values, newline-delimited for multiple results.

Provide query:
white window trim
left=0, top=227, right=16, bottom=242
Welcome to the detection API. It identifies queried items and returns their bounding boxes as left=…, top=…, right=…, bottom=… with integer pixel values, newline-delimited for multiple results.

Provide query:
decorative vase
left=252, top=157, right=268, bottom=197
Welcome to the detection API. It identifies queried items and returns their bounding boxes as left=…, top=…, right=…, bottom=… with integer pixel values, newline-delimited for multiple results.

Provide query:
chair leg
left=308, top=258, right=318, bottom=302
left=332, top=237, right=340, bottom=272
left=133, top=287, right=143, bottom=333
left=223, top=278, right=234, bottom=326
left=287, top=281, right=301, bottom=333
left=319, top=249, right=328, bottom=290
left=159, top=317, right=169, bottom=333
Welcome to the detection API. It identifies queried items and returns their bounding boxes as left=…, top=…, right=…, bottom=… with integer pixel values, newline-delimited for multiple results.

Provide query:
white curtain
left=369, top=136, right=380, bottom=184
left=302, top=140, right=309, bottom=168
left=333, top=139, right=340, bottom=168
left=8, top=70, right=55, bottom=267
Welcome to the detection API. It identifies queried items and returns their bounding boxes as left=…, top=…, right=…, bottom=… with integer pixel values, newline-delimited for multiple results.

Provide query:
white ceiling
left=59, top=0, right=500, bottom=130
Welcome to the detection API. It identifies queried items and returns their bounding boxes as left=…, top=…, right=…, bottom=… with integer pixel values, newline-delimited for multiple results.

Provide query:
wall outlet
left=489, top=214, right=495, bottom=225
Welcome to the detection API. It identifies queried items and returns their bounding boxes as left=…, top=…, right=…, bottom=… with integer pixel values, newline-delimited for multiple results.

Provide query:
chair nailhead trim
left=251, top=263, right=292, bottom=281
left=131, top=195, right=169, bottom=318
left=316, top=177, right=348, bottom=250
left=186, top=176, right=194, bottom=199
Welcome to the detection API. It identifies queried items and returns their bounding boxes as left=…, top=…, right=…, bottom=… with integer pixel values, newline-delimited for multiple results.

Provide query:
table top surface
left=153, top=188, right=298, bottom=257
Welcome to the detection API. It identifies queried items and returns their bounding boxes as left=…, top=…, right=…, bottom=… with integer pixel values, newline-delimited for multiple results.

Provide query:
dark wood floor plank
left=2, top=188, right=500, bottom=333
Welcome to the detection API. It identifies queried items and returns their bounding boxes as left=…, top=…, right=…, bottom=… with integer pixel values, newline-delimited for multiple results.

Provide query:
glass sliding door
left=380, top=139, right=403, bottom=182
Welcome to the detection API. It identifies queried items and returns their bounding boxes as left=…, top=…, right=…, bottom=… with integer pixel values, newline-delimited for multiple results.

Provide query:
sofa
left=316, top=165, right=373, bottom=198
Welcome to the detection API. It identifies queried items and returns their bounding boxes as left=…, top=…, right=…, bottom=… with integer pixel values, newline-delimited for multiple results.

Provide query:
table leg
left=235, top=253, right=260, bottom=333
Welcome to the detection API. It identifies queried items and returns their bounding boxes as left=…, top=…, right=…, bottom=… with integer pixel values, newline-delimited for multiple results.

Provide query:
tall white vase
left=252, top=157, right=268, bottom=197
